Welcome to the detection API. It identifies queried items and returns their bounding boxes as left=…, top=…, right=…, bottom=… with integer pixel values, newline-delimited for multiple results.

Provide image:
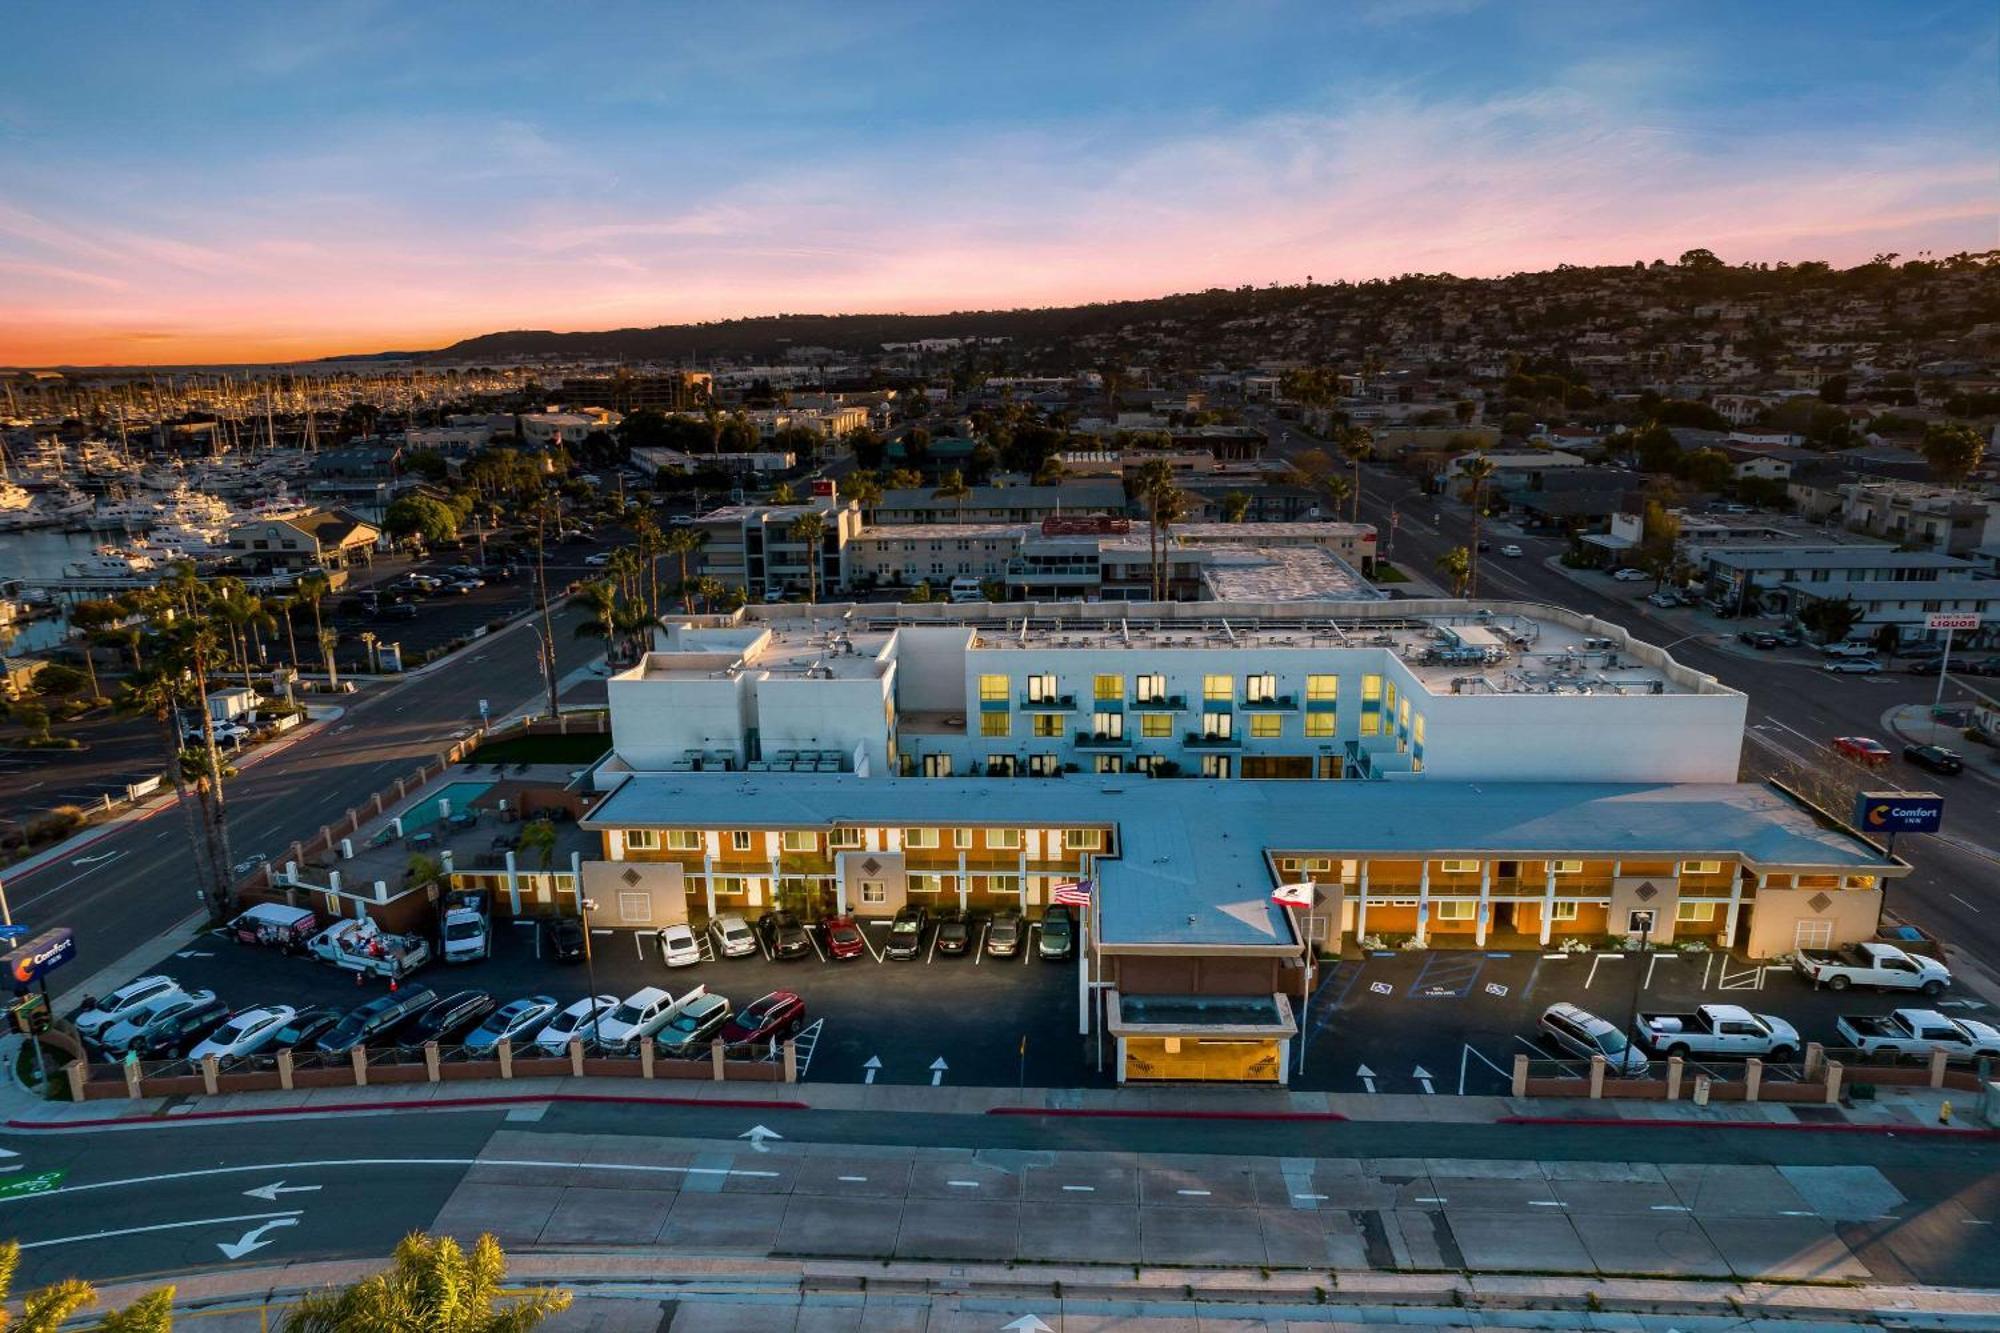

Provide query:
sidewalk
left=1886, top=701, right=2000, bottom=782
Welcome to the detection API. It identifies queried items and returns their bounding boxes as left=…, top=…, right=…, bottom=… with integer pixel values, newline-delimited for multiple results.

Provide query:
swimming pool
left=399, top=780, right=496, bottom=832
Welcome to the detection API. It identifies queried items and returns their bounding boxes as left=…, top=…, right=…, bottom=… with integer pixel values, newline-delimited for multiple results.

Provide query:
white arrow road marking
left=1413, top=1065, right=1436, bottom=1094
left=930, top=1056, right=949, bottom=1086
left=862, top=1055, right=881, bottom=1085
left=20, top=1210, right=302, bottom=1252
left=0, top=1158, right=781, bottom=1204
left=1356, top=1063, right=1377, bottom=1093
left=1002, top=1317, right=1054, bottom=1333
left=243, top=1181, right=322, bottom=1201
left=0, top=1149, right=18, bottom=1159
left=740, top=1125, right=782, bottom=1153
left=174, top=951, right=215, bottom=959
left=219, top=1216, right=298, bottom=1260
left=70, top=851, right=119, bottom=867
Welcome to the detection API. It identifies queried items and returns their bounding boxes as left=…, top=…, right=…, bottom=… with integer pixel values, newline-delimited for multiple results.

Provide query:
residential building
left=519, top=409, right=620, bottom=448
left=1839, top=481, right=2000, bottom=557
left=405, top=421, right=495, bottom=455
left=630, top=447, right=796, bottom=477
left=867, top=480, right=1128, bottom=526
left=689, top=498, right=863, bottom=600
left=1695, top=546, right=1988, bottom=617
left=223, top=507, right=380, bottom=572
left=560, top=371, right=712, bottom=414
left=1781, top=578, right=2000, bottom=647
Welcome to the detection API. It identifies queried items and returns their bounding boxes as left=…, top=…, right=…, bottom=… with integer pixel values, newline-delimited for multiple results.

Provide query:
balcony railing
left=1130, top=694, right=1186, bottom=711
left=1074, top=731, right=1132, bottom=750
left=1241, top=694, right=1297, bottom=711
left=1184, top=731, right=1244, bottom=749
left=1019, top=693, right=1077, bottom=711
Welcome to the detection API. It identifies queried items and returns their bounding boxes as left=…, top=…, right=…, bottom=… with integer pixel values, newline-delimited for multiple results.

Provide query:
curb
left=1499, top=1113, right=2000, bottom=1136
left=989, top=1107, right=1349, bottom=1122
left=4, top=1091, right=812, bottom=1130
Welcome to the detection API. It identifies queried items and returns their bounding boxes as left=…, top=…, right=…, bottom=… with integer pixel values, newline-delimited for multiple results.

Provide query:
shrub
left=26, top=806, right=85, bottom=843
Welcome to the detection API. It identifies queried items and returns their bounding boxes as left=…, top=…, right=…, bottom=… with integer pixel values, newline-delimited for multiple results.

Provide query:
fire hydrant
left=1940, top=1100, right=1954, bottom=1125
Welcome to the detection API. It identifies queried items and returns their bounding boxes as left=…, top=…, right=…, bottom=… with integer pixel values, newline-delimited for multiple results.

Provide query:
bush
left=25, top=806, right=85, bottom=844
left=21, top=737, right=82, bottom=750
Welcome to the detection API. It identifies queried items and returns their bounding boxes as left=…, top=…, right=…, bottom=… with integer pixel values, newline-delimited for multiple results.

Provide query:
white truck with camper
left=1633, top=1004, right=1801, bottom=1060
left=307, top=918, right=432, bottom=979
left=1836, top=1008, right=2000, bottom=1059
left=440, top=890, right=491, bottom=964
left=1793, top=941, right=1951, bottom=996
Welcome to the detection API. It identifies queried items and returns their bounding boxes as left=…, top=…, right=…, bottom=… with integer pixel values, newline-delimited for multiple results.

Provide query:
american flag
left=1050, top=878, right=1094, bottom=907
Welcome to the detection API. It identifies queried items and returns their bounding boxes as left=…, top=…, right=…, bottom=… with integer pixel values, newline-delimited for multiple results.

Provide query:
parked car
left=719, top=991, right=806, bottom=1047
left=446, top=579, right=484, bottom=595
left=1647, top=591, right=1681, bottom=609
left=1538, top=1002, right=1649, bottom=1075
left=657, top=922, right=702, bottom=968
left=189, top=1005, right=298, bottom=1062
left=884, top=905, right=927, bottom=960
left=264, top=1006, right=341, bottom=1052
left=1962, top=656, right=2000, bottom=676
left=545, top=916, right=587, bottom=962
left=227, top=903, right=320, bottom=952
left=757, top=910, right=812, bottom=960
left=821, top=915, right=867, bottom=960
left=316, top=988, right=439, bottom=1055
left=533, top=994, right=619, bottom=1056
left=1499, top=544, right=1523, bottom=558
left=464, top=996, right=558, bottom=1053
left=1822, top=640, right=1876, bottom=658
left=1823, top=658, right=1882, bottom=674
left=72, top=976, right=186, bottom=1045
left=1904, top=744, right=1964, bottom=775
left=1612, top=568, right=1649, bottom=582
left=584, top=552, right=612, bottom=566
left=378, top=602, right=421, bottom=622
left=1795, top=941, right=1951, bottom=995
left=934, top=908, right=972, bottom=956
left=440, top=891, right=491, bottom=964
left=1737, top=631, right=1782, bottom=650
left=398, top=990, right=496, bottom=1049
left=1833, top=736, right=1893, bottom=765
left=97, top=990, right=224, bottom=1058
left=1632, top=1004, right=1799, bottom=1060
left=1837, top=1008, right=2000, bottom=1059
left=986, top=911, right=1024, bottom=958
left=709, top=914, right=757, bottom=957
left=1038, top=905, right=1075, bottom=961
left=655, top=987, right=732, bottom=1057
left=594, top=987, right=677, bottom=1051
left=308, top=919, right=431, bottom=979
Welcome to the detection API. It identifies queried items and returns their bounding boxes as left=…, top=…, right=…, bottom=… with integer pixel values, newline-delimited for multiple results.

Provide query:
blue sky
left=1, top=1, right=1993, bottom=363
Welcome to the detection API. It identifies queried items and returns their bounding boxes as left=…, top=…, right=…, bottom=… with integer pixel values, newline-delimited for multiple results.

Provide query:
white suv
left=1538, top=1002, right=1649, bottom=1076
left=593, top=987, right=676, bottom=1051
left=73, top=976, right=186, bottom=1044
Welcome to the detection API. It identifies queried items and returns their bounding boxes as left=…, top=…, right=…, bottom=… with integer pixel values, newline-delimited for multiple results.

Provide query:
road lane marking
left=838, top=1175, right=868, bottom=1183
left=0, top=1157, right=782, bottom=1203
left=947, top=1180, right=979, bottom=1188
left=1528, top=1200, right=1566, bottom=1207
left=1650, top=1205, right=1692, bottom=1212
left=1176, top=1189, right=1211, bottom=1196
left=1951, top=894, right=1982, bottom=913
left=21, top=1209, right=302, bottom=1251
left=1292, top=1193, right=1327, bottom=1201
left=1063, top=1185, right=1094, bottom=1192
left=1414, top=1196, right=1447, bottom=1204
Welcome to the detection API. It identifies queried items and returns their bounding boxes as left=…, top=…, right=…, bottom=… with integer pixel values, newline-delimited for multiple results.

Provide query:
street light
left=1384, top=491, right=1427, bottom=560
left=579, top=896, right=603, bottom=1037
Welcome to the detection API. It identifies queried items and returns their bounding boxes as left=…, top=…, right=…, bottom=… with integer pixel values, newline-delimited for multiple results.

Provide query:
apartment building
left=560, top=372, right=711, bottom=414
left=1697, top=546, right=1987, bottom=616
left=1841, top=481, right=2000, bottom=557
left=689, top=498, right=863, bottom=601
left=867, top=480, right=1128, bottom=525
left=519, top=409, right=620, bottom=447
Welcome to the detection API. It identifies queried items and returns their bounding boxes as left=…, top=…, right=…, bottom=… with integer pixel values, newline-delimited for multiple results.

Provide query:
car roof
left=620, top=986, right=671, bottom=1006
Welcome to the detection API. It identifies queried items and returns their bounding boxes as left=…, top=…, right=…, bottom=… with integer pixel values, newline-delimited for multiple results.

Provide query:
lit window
left=1204, top=674, right=1233, bottom=700
left=1384, top=681, right=1397, bottom=713
left=988, top=828, right=1020, bottom=850
left=1091, top=712, right=1124, bottom=739
left=713, top=876, right=745, bottom=895
left=781, top=831, right=816, bottom=853
left=1437, top=859, right=1480, bottom=874
left=981, top=712, right=1011, bottom=737
left=1676, top=901, right=1717, bottom=922
left=1398, top=698, right=1411, bottom=727
left=1136, top=673, right=1167, bottom=702
left=1359, top=713, right=1380, bottom=736
left=1032, top=714, right=1063, bottom=737
left=1413, top=715, right=1425, bottom=746
left=1552, top=860, right=1583, bottom=875
left=1305, top=713, right=1336, bottom=738
left=1094, top=674, right=1123, bottom=700
left=1140, top=713, right=1172, bottom=738
left=1433, top=900, right=1476, bottom=921
left=979, top=674, right=1008, bottom=701
left=1362, top=675, right=1383, bottom=702
left=1246, top=673, right=1277, bottom=703
left=1250, top=714, right=1281, bottom=738
left=1064, top=828, right=1103, bottom=851
left=1679, top=860, right=1724, bottom=876
left=1202, top=712, right=1233, bottom=739
left=666, top=830, right=703, bottom=851
left=1548, top=902, right=1580, bottom=921
left=1027, top=673, right=1059, bottom=703
left=1306, top=674, right=1337, bottom=701
left=953, top=828, right=972, bottom=849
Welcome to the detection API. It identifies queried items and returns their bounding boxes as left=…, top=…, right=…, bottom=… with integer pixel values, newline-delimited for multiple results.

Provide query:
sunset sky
left=2, top=1, right=1994, bottom=367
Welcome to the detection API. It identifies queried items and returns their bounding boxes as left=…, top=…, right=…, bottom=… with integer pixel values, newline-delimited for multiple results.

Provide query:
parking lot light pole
left=579, top=896, right=602, bottom=1032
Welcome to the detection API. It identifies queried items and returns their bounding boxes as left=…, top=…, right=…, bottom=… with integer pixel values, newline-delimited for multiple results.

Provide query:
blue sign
left=0, top=925, right=30, bottom=941
left=2, top=927, right=75, bottom=987
left=1855, top=791, right=1944, bottom=836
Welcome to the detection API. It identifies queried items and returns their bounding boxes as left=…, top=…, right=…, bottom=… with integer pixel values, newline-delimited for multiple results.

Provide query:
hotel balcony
left=1240, top=694, right=1297, bottom=711
left=1020, top=693, right=1077, bottom=711
left=1184, top=731, right=1244, bottom=750
left=1074, top=730, right=1133, bottom=750
left=1129, top=695, right=1186, bottom=712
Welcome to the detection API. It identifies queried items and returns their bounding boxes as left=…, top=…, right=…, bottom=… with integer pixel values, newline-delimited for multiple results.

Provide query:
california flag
left=1270, top=882, right=1315, bottom=909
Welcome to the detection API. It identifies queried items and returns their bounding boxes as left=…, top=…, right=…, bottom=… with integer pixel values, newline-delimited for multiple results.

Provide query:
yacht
left=85, top=495, right=165, bottom=532
left=64, top=548, right=162, bottom=580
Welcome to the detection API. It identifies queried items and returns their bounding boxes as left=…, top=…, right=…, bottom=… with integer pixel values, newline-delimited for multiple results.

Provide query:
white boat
left=0, top=480, right=31, bottom=515
left=64, top=548, right=161, bottom=579
left=85, top=496, right=165, bottom=531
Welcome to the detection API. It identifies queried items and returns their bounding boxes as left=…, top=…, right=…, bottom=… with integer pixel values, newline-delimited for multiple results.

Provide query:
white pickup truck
left=308, top=919, right=432, bottom=979
left=1836, top=1008, right=2000, bottom=1058
left=1793, top=941, right=1951, bottom=996
left=1634, top=1003, right=1801, bottom=1060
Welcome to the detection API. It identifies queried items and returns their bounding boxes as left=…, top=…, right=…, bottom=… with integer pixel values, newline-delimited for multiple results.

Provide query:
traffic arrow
left=1413, top=1065, right=1435, bottom=1094
left=243, top=1181, right=322, bottom=1202
left=217, top=1216, right=298, bottom=1260
left=930, top=1056, right=949, bottom=1087
left=740, top=1125, right=782, bottom=1153
left=862, top=1055, right=881, bottom=1085
left=1356, top=1064, right=1377, bottom=1093
left=175, top=950, right=215, bottom=959
left=70, top=851, right=119, bottom=867
left=0, top=1147, right=19, bottom=1159
left=1001, top=1317, right=1053, bottom=1333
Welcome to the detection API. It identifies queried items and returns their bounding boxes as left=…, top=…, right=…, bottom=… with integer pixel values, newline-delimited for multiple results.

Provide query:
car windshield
left=1593, top=1028, right=1631, bottom=1056
left=722, top=924, right=749, bottom=940
left=215, top=1017, right=257, bottom=1042
left=610, top=1003, right=648, bottom=1025
left=891, top=919, right=918, bottom=933
left=445, top=921, right=483, bottom=940
left=547, top=1011, right=580, bottom=1033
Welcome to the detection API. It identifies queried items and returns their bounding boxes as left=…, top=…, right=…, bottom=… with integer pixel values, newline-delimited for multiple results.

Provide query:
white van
left=948, top=577, right=986, bottom=604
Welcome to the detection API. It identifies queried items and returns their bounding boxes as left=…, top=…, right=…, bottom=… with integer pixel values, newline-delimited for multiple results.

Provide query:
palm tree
left=690, top=576, right=728, bottom=613
left=518, top=818, right=559, bottom=870
left=1455, top=454, right=1498, bottom=596
left=283, top=1232, right=569, bottom=1333
left=1220, top=492, right=1250, bottom=523
left=1322, top=474, right=1354, bottom=520
left=65, top=598, right=124, bottom=701
left=932, top=469, right=971, bottom=522
left=1149, top=486, right=1192, bottom=602
left=844, top=474, right=884, bottom=522
left=1436, top=545, right=1473, bottom=597
left=1132, top=457, right=1176, bottom=604
left=295, top=573, right=336, bottom=689
left=662, top=525, right=706, bottom=614
left=1338, top=427, right=1372, bottom=523
left=268, top=594, right=301, bottom=667
left=770, top=481, right=798, bottom=505
left=569, top=579, right=622, bottom=658
left=0, top=1239, right=102, bottom=1331
left=630, top=511, right=667, bottom=619
left=788, top=512, right=828, bottom=603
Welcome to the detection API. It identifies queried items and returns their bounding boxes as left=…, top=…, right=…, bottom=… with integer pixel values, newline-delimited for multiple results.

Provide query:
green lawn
left=470, top=732, right=612, bottom=765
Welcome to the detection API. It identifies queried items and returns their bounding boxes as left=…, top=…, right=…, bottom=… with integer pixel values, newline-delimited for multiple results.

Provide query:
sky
left=1, top=1, right=1995, bottom=367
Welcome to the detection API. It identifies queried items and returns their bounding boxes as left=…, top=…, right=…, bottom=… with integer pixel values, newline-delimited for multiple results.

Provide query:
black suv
left=133, top=994, right=232, bottom=1058
left=397, top=990, right=495, bottom=1049
left=884, top=904, right=928, bottom=960
left=316, top=988, right=438, bottom=1055
left=758, top=910, right=812, bottom=959
left=546, top=917, right=587, bottom=962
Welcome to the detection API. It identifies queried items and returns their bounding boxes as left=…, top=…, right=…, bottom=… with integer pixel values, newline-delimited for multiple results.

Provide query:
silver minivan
left=1538, top=1002, right=1649, bottom=1075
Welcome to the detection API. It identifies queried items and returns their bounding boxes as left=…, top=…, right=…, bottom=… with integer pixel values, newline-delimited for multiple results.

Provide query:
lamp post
left=579, top=895, right=602, bottom=1036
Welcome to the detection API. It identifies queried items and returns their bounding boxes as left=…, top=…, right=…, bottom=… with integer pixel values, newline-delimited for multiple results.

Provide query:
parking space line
left=860, top=929, right=884, bottom=964
left=1702, top=951, right=1715, bottom=989
left=1022, top=925, right=1034, bottom=966
left=634, top=932, right=646, bottom=962
left=1650, top=1204, right=1692, bottom=1212
left=974, top=924, right=989, bottom=964
left=838, top=1175, right=868, bottom=1183
left=1585, top=953, right=1625, bottom=988
left=808, top=929, right=827, bottom=963
left=1643, top=952, right=1675, bottom=989
left=1458, top=1043, right=1514, bottom=1095
left=947, top=1180, right=979, bottom=1188
left=1176, top=1189, right=1211, bottom=1197
left=1062, top=1185, right=1094, bottom=1192
left=1327, top=961, right=1366, bottom=1010
left=1414, top=1195, right=1448, bottom=1204
left=925, top=929, right=938, bottom=964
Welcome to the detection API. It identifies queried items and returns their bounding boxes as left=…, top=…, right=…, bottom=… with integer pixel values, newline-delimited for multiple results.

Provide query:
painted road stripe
left=1528, top=1200, right=1566, bottom=1207
left=1062, top=1185, right=1094, bottom=1193
left=0, top=1158, right=782, bottom=1203
left=1650, top=1205, right=1692, bottom=1212
left=838, top=1176, right=868, bottom=1183
left=1414, top=1196, right=1448, bottom=1204
left=1176, top=1189, right=1211, bottom=1197
left=22, top=1209, right=302, bottom=1251
left=1293, top=1193, right=1328, bottom=1201
left=947, top=1180, right=979, bottom=1188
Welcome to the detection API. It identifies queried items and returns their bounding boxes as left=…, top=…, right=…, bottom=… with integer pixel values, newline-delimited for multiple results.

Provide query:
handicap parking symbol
left=1369, top=981, right=1393, bottom=995
left=1484, top=982, right=1509, bottom=997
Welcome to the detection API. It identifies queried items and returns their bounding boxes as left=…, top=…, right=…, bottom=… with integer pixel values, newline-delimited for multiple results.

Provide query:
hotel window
left=1140, top=713, right=1173, bottom=738
left=1204, top=673, right=1233, bottom=700
left=859, top=880, right=886, bottom=905
left=1136, top=673, right=1167, bottom=702
left=1246, top=673, right=1277, bottom=703
left=1552, top=860, right=1583, bottom=875
left=1676, top=901, right=1717, bottom=922
left=1413, top=715, right=1426, bottom=746
left=1277, top=858, right=1301, bottom=873
left=625, top=829, right=660, bottom=851
left=981, top=712, right=1011, bottom=737
left=1398, top=699, right=1411, bottom=728
left=1028, top=753, right=1060, bottom=776
left=1679, top=860, right=1724, bottom=875
left=666, top=830, right=702, bottom=851
left=986, top=754, right=1016, bottom=776
left=1548, top=902, right=1580, bottom=921
left=1064, top=828, right=1103, bottom=851
left=979, top=674, right=1008, bottom=702
left=1305, top=858, right=1331, bottom=872
left=953, top=828, right=972, bottom=849
left=1202, top=711, right=1233, bottom=739
left=1306, top=674, right=1337, bottom=702
left=1438, top=859, right=1480, bottom=874
left=1094, top=674, right=1123, bottom=701
left=1094, top=755, right=1123, bottom=773
left=1027, top=673, right=1059, bottom=703
left=1032, top=714, right=1063, bottom=737
left=1362, top=674, right=1383, bottom=703
left=713, top=876, right=746, bottom=896
left=904, top=828, right=940, bottom=849
left=1201, top=754, right=1232, bottom=778
left=908, top=873, right=944, bottom=894
left=781, top=831, right=816, bottom=853
left=1305, top=713, right=1336, bottom=738
left=829, top=827, right=863, bottom=849
left=1091, top=711, right=1124, bottom=739
left=730, top=831, right=754, bottom=853
left=1134, top=754, right=1164, bottom=774
left=988, top=828, right=1021, bottom=850
left=1384, top=681, right=1397, bottom=714
left=1249, top=714, right=1282, bottom=738
left=1433, top=900, right=1476, bottom=921
left=1359, top=712, right=1381, bottom=737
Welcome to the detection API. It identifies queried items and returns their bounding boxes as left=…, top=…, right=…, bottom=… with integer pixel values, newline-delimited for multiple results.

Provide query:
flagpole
left=1272, top=883, right=1316, bottom=1080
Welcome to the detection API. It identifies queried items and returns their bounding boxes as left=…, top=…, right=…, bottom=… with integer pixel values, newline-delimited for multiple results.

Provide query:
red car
left=822, top=915, right=867, bottom=960
left=1834, top=736, right=1892, bottom=766
left=720, top=991, right=806, bottom=1047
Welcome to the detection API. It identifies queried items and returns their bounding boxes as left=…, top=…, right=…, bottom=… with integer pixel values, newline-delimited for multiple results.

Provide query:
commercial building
left=559, top=371, right=712, bottom=414
left=688, top=497, right=863, bottom=601
left=1782, top=578, right=2000, bottom=648
left=223, top=507, right=379, bottom=572
left=1696, top=547, right=1988, bottom=617
left=519, top=409, right=620, bottom=448
left=867, top=480, right=1128, bottom=526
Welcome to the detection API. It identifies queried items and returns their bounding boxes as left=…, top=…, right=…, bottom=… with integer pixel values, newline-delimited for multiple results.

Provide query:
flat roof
left=582, top=774, right=1900, bottom=948
left=1781, top=578, right=2000, bottom=602
left=1708, top=548, right=1978, bottom=572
